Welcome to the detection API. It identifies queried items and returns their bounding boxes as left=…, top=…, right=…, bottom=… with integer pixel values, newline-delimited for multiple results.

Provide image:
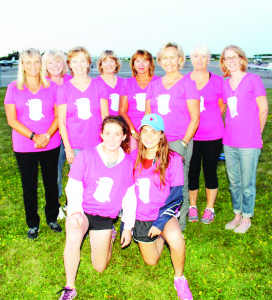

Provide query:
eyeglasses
left=224, top=55, right=241, bottom=61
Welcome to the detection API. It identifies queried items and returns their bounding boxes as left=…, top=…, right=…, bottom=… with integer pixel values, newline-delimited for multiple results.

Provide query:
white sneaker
left=57, top=207, right=66, bottom=220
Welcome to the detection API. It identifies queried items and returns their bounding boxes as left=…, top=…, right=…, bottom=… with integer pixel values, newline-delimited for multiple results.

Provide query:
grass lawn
left=0, top=87, right=271, bottom=300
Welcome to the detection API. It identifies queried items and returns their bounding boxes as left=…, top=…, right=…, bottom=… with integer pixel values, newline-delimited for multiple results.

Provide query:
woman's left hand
left=120, top=229, right=132, bottom=248
left=148, top=226, right=161, bottom=238
left=34, top=134, right=50, bottom=148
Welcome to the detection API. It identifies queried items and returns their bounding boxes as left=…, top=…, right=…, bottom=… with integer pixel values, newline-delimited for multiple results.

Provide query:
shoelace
left=189, top=208, right=197, bottom=217
left=203, top=210, right=212, bottom=219
left=175, top=278, right=186, bottom=291
left=57, top=287, right=73, bottom=299
left=29, top=228, right=37, bottom=234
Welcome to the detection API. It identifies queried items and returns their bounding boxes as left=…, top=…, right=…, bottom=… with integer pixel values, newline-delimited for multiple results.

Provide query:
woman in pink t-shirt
left=220, top=45, right=268, bottom=233
left=96, top=50, right=124, bottom=116
left=119, top=50, right=160, bottom=151
left=57, top=116, right=135, bottom=300
left=58, top=47, right=109, bottom=166
left=145, top=42, right=200, bottom=232
left=186, top=45, right=226, bottom=225
left=132, top=114, right=193, bottom=300
left=4, top=48, right=62, bottom=240
left=42, top=49, right=73, bottom=220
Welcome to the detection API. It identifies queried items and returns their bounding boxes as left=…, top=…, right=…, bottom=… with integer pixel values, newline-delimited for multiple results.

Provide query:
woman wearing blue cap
left=131, top=113, right=193, bottom=300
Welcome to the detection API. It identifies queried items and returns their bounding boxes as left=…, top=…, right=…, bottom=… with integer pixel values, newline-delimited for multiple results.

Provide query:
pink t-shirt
left=120, top=75, right=160, bottom=129
left=57, top=79, right=107, bottom=149
left=131, top=150, right=184, bottom=221
left=4, top=81, right=60, bottom=152
left=96, top=76, right=124, bottom=116
left=147, top=76, right=200, bottom=141
left=223, top=73, right=266, bottom=148
left=46, top=74, right=73, bottom=85
left=68, top=147, right=134, bottom=218
left=184, top=72, right=224, bottom=141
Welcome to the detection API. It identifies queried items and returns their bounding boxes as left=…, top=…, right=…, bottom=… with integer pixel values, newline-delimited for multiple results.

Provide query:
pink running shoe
left=188, top=207, right=198, bottom=222
left=201, top=209, right=215, bottom=224
left=174, top=277, right=193, bottom=300
left=57, top=287, right=77, bottom=300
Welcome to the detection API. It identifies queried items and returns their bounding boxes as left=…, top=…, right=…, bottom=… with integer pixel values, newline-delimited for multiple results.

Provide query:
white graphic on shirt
left=156, top=94, right=171, bottom=115
left=26, top=99, right=45, bottom=121
left=227, top=96, right=239, bottom=118
left=136, top=178, right=150, bottom=204
left=93, top=177, right=114, bottom=202
left=200, top=96, right=206, bottom=113
left=109, top=93, right=120, bottom=111
left=74, top=98, right=92, bottom=120
left=133, top=93, right=146, bottom=111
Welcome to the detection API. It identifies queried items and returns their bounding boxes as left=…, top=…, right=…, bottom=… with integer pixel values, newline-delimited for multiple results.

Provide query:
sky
left=0, top=0, right=271, bottom=58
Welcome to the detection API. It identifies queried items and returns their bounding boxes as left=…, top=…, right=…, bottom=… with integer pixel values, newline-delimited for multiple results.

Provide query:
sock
left=206, top=207, right=214, bottom=213
left=66, top=286, right=76, bottom=289
left=174, top=275, right=185, bottom=281
left=189, top=206, right=197, bottom=209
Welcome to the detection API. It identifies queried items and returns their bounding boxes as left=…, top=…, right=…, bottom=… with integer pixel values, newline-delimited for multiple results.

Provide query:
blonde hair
left=220, top=45, right=248, bottom=77
left=130, top=50, right=155, bottom=77
left=97, top=50, right=121, bottom=74
left=42, top=49, right=68, bottom=78
left=157, top=42, right=185, bottom=69
left=66, top=46, right=91, bottom=76
left=17, top=48, right=49, bottom=90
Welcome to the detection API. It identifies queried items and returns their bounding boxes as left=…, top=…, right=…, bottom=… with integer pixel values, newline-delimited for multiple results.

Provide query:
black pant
left=15, top=147, right=60, bottom=228
left=189, top=139, right=222, bottom=191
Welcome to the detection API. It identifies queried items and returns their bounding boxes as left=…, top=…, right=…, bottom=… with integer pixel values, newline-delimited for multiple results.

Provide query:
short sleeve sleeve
left=252, top=75, right=266, bottom=98
left=184, top=77, right=200, bottom=101
left=146, top=82, right=153, bottom=100
left=169, top=153, right=184, bottom=187
left=68, top=151, right=85, bottom=182
left=120, top=79, right=128, bottom=96
left=57, top=84, right=67, bottom=105
left=4, top=82, right=16, bottom=104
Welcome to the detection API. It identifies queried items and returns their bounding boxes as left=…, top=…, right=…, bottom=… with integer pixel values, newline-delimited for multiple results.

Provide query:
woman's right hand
left=69, top=213, right=83, bottom=228
left=66, top=147, right=75, bottom=164
left=34, top=134, right=50, bottom=149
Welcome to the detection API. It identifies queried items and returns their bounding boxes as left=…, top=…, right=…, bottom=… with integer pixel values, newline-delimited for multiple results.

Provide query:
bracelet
left=30, top=132, right=36, bottom=140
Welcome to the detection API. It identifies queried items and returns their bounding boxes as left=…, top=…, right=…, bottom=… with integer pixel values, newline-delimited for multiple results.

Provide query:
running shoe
left=27, top=227, right=39, bottom=240
left=57, top=286, right=77, bottom=300
left=48, top=222, right=62, bottom=233
left=201, top=209, right=215, bottom=224
left=188, top=207, right=198, bottom=222
left=174, top=277, right=193, bottom=300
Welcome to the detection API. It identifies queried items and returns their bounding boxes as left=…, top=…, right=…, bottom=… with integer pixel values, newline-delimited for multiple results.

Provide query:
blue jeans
left=57, top=140, right=66, bottom=199
left=224, top=145, right=261, bottom=218
left=69, top=148, right=82, bottom=168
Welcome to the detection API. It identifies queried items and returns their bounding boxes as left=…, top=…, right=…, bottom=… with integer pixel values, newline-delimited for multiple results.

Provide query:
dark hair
left=101, top=115, right=130, bottom=153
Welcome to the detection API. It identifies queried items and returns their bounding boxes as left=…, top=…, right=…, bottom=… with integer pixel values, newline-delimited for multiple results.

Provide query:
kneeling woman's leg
left=162, top=217, right=185, bottom=277
left=138, top=236, right=165, bottom=266
left=64, top=215, right=89, bottom=287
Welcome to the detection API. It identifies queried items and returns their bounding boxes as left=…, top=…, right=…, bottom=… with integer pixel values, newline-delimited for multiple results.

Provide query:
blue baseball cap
left=139, top=114, right=165, bottom=132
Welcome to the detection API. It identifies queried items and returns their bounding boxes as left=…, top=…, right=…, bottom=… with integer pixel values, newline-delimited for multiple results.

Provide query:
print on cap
left=200, top=96, right=206, bottom=113
left=136, top=178, right=150, bottom=204
left=109, top=93, right=120, bottom=111
left=156, top=94, right=171, bottom=115
left=134, top=93, right=146, bottom=111
left=74, top=98, right=92, bottom=120
left=93, top=177, right=114, bottom=202
left=26, top=99, right=45, bottom=121
left=227, top=96, right=238, bottom=118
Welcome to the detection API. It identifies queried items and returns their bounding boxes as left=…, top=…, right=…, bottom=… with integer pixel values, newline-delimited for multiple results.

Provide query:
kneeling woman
left=58, top=116, right=135, bottom=300
left=132, top=114, right=193, bottom=300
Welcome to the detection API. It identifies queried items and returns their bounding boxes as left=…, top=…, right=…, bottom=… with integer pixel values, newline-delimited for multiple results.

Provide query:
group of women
left=4, top=42, right=268, bottom=300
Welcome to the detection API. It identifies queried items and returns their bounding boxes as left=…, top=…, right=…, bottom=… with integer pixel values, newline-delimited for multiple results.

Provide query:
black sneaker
left=27, top=227, right=39, bottom=239
left=48, top=222, right=62, bottom=233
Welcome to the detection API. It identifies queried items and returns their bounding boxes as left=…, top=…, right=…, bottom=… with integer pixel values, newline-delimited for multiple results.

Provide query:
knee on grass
left=143, top=256, right=159, bottom=266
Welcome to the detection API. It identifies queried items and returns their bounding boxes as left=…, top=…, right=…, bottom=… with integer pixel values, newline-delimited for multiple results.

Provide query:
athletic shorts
left=85, top=213, right=113, bottom=231
left=133, top=220, right=158, bottom=243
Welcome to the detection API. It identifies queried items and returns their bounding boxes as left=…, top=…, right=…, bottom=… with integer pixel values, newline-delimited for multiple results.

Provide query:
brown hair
left=134, top=130, right=174, bottom=188
left=219, top=45, right=248, bottom=77
left=66, top=46, right=91, bottom=76
left=97, top=50, right=121, bottom=74
left=101, top=115, right=130, bottom=154
left=130, top=50, right=155, bottom=77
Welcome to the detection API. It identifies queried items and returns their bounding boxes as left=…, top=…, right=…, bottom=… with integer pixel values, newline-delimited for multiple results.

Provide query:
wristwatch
left=182, top=140, right=188, bottom=149
left=131, top=129, right=136, bottom=135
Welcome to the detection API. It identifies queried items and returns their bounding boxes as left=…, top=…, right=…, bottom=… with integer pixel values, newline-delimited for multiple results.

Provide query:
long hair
left=134, top=130, right=174, bottom=188
left=42, top=49, right=68, bottom=78
left=101, top=115, right=130, bottom=154
left=17, top=48, right=49, bottom=90
left=96, top=50, right=121, bottom=74
left=130, top=50, right=155, bottom=77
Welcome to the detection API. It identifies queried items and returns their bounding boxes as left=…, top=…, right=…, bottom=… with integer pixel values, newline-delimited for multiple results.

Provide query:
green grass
left=0, top=87, right=272, bottom=299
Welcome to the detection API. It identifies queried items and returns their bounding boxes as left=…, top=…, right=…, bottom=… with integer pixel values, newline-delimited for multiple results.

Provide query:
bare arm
left=145, top=99, right=151, bottom=115
left=218, top=98, right=226, bottom=116
left=256, top=95, right=268, bottom=133
left=119, top=95, right=139, bottom=140
left=100, top=98, right=109, bottom=120
left=183, top=99, right=200, bottom=144
left=58, top=103, right=75, bottom=163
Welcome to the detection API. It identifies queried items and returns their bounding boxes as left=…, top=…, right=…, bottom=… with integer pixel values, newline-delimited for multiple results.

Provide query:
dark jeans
left=189, top=139, right=223, bottom=190
left=15, top=146, right=60, bottom=228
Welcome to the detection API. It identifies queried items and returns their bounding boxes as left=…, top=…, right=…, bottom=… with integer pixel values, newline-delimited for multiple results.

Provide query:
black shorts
left=85, top=213, right=113, bottom=231
left=133, top=220, right=158, bottom=243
